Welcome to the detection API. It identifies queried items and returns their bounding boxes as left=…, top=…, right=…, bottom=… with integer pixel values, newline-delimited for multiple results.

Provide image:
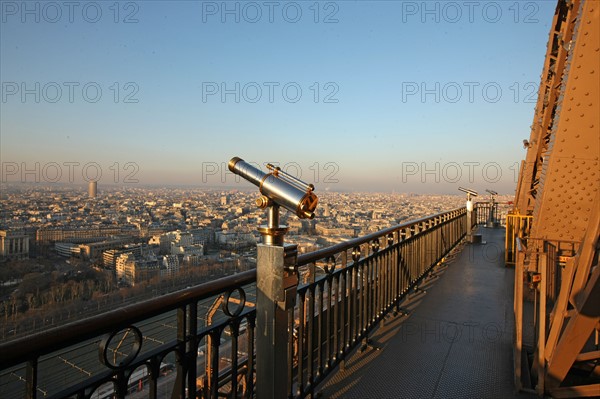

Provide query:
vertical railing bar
left=317, top=282, right=324, bottom=379
left=392, top=239, right=397, bottom=304
left=421, top=226, right=425, bottom=277
left=422, top=224, right=427, bottom=274
left=381, top=249, right=386, bottom=315
left=378, top=250, right=383, bottom=318
left=231, top=319, right=239, bottom=399
left=297, top=292, right=305, bottom=397
left=365, top=256, right=371, bottom=332
left=351, top=256, right=358, bottom=348
left=306, top=283, right=314, bottom=391
left=358, top=256, right=364, bottom=339
left=394, top=237, right=399, bottom=305
left=411, top=234, right=416, bottom=284
left=209, top=330, right=220, bottom=399
left=175, top=306, right=187, bottom=399
left=386, top=245, right=390, bottom=311
left=340, top=251, right=347, bottom=360
left=325, top=275, right=332, bottom=371
left=148, top=357, right=159, bottom=399
left=332, top=272, right=339, bottom=365
left=408, top=231, right=413, bottom=286
left=382, top=245, right=392, bottom=310
left=372, top=253, right=377, bottom=323
left=361, top=256, right=366, bottom=334
left=287, top=308, right=294, bottom=399
left=247, top=316, right=255, bottom=398
left=418, top=227, right=421, bottom=277
left=386, top=247, right=391, bottom=310
left=371, top=252, right=376, bottom=325
left=188, top=301, right=198, bottom=398
left=379, top=248, right=389, bottom=319
left=373, top=252, right=378, bottom=322
left=382, top=248, right=386, bottom=314
left=398, top=236, right=404, bottom=296
left=400, top=241, right=406, bottom=295
left=25, top=358, right=37, bottom=399
left=363, top=244, right=368, bottom=335
left=376, top=250, right=381, bottom=318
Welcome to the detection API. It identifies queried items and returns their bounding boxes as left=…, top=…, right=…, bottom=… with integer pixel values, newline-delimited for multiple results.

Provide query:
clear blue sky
left=1, top=1, right=556, bottom=194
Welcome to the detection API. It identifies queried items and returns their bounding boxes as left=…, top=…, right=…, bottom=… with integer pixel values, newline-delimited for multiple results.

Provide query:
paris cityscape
left=0, top=181, right=510, bottom=341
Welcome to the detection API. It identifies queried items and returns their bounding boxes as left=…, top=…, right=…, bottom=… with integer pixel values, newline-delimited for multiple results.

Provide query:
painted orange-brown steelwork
left=512, top=1, right=600, bottom=397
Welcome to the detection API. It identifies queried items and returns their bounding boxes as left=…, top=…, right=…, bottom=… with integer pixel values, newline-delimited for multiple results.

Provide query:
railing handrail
left=0, top=269, right=256, bottom=370
left=297, top=206, right=466, bottom=266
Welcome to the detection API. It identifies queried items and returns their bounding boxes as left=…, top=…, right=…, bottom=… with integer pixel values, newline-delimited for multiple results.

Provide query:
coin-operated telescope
left=459, top=187, right=478, bottom=212
left=485, top=189, right=499, bottom=227
left=458, top=187, right=478, bottom=202
left=228, top=157, right=318, bottom=220
left=228, top=157, right=318, bottom=245
left=458, top=187, right=481, bottom=243
left=227, top=156, right=319, bottom=398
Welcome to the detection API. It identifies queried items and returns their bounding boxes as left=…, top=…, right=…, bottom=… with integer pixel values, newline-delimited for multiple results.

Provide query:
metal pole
left=256, top=205, right=297, bottom=399
left=466, top=194, right=473, bottom=242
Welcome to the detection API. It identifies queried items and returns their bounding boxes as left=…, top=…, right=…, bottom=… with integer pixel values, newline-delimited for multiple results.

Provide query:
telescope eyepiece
left=228, top=157, right=243, bottom=173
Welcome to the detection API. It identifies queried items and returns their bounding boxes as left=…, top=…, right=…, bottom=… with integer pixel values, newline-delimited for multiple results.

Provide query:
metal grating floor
left=319, top=227, right=534, bottom=399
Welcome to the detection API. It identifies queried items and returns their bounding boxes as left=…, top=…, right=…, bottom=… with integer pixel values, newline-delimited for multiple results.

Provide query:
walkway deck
left=320, top=227, right=533, bottom=399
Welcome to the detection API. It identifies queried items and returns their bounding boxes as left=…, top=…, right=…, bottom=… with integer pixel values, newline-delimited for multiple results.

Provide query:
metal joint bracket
left=280, top=244, right=299, bottom=310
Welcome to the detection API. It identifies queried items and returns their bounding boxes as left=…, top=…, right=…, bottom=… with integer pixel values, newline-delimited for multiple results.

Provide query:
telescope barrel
left=228, top=157, right=266, bottom=187
left=458, top=187, right=478, bottom=197
left=228, top=157, right=318, bottom=219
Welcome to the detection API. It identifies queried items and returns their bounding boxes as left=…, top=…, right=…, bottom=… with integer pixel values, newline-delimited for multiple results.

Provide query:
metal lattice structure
left=512, top=0, right=600, bottom=396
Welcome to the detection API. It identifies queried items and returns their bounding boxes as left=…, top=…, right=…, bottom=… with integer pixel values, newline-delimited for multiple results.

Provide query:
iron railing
left=474, top=201, right=511, bottom=227
left=0, top=204, right=491, bottom=399
left=474, top=202, right=492, bottom=226
left=289, top=206, right=468, bottom=398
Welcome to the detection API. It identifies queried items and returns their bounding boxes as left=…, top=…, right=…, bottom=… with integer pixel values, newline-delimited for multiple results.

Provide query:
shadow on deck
left=319, top=227, right=535, bottom=399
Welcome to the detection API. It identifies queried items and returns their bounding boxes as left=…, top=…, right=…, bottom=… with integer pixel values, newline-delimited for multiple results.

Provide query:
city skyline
left=1, top=1, right=556, bottom=192
left=0, top=180, right=517, bottom=196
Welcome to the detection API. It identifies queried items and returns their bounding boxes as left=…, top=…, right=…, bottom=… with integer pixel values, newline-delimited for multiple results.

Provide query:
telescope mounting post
left=258, top=202, right=288, bottom=246
left=255, top=203, right=298, bottom=399
left=459, top=187, right=481, bottom=244
left=227, top=156, right=317, bottom=398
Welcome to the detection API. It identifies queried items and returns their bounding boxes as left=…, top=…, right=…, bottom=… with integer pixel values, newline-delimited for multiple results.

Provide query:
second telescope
left=228, top=157, right=318, bottom=219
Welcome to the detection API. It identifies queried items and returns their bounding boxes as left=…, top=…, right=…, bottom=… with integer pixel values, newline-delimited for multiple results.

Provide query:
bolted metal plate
left=529, top=1, right=600, bottom=244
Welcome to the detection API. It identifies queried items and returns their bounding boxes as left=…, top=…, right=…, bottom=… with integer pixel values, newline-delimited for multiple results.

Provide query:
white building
left=0, top=230, right=30, bottom=260
left=116, top=253, right=159, bottom=286
left=55, top=242, right=80, bottom=257
left=171, top=243, right=204, bottom=256
left=161, top=255, right=180, bottom=277
left=157, top=231, right=193, bottom=254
